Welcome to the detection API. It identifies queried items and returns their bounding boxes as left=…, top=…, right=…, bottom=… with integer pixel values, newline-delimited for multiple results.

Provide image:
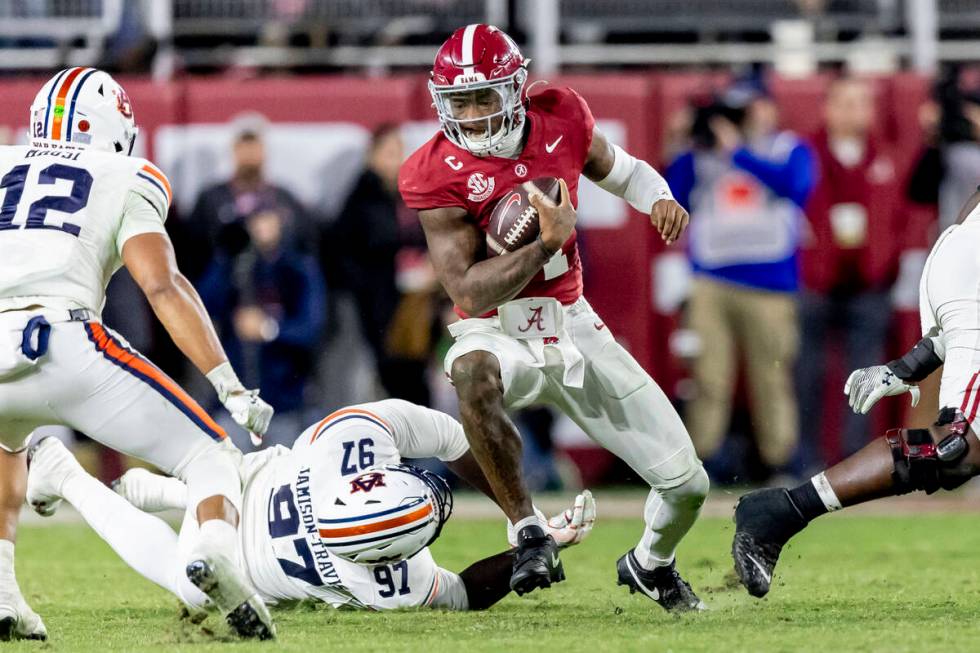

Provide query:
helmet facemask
left=429, top=68, right=527, bottom=157
left=392, top=464, right=454, bottom=548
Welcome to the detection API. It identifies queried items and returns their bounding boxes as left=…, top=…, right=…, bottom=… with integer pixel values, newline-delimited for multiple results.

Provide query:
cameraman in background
left=667, top=76, right=816, bottom=482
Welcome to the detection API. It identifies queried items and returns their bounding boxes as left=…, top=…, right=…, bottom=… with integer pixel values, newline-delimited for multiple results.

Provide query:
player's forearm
left=459, top=550, right=516, bottom=611
left=593, top=143, right=674, bottom=213
left=452, top=240, right=552, bottom=315
left=145, top=273, right=228, bottom=375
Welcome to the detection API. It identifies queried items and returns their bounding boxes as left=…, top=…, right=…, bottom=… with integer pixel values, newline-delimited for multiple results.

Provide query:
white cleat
left=26, top=437, right=83, bottom=517
left=185, top=554, right=276, bottom=640
left=0, top=591, right=47, bottom=641
left=112, top=467, right=187, bottom=512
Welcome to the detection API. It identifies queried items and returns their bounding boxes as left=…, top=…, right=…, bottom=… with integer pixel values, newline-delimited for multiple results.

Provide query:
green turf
left=9, top=512, right=980, bottom=652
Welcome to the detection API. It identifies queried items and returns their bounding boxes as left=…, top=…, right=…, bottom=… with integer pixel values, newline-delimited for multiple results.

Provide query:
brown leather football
left=486, top=176, right=560, bottom=255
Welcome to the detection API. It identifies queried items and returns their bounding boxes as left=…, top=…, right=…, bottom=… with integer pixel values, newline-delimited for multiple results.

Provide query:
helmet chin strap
left=488, top=121, right=525, bottom=159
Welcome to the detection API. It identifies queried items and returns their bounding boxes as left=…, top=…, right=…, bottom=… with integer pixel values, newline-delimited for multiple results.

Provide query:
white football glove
left=507, top=490, right=597, bottom=549
left=844, top=365, right=920, bottom=415
left=222, top=389, right=273, bottom=445
left=206, top=362, right=274, bottom=445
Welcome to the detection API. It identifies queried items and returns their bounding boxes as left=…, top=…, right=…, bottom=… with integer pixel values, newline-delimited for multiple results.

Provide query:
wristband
left=205, top=361, right=245, bottom=400
left=886, top=336, right=944, bottom=383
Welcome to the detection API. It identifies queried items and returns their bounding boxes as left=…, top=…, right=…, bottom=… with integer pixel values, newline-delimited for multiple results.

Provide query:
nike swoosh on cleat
left=550, top=553, right=560, bottom=569
left=744, top=553, right=772, bottom=585
left=625, top=556, right=660, bottom=601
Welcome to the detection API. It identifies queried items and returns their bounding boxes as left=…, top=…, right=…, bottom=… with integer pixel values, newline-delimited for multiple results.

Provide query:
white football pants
left=0, top=310, right=242, bottom=511
left=445, top=297, right=709, bottom=567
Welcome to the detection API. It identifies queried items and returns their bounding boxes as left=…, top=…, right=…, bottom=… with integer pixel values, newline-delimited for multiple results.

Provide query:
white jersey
left=0, top=144, right=171, bottom=317
left=238, top=399, right=470, bottom=610
left=919, top=210, right=980, bottom=429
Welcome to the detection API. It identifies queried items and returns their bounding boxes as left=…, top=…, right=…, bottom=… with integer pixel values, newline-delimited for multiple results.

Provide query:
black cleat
left=731, top=488, right=808, bottom=598
left=510, top=526, right=565, bottom=596
left=616, top=551, right=705, bottom=612
left=186, top=558, right=276, bottom=640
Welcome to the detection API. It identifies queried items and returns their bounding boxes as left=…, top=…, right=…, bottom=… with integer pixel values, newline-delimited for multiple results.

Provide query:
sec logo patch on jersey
left=466, top=172, right=495, bottom=202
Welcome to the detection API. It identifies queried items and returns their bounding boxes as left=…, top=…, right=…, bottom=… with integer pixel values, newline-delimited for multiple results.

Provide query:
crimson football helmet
left=429, top=24, right=529, bottom=157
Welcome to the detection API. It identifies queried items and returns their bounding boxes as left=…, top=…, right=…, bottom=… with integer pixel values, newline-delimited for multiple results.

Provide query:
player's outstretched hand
left=650, top=199, right=689, bottom=246
left=505, top=491, right=597, bottom=549
left=545, top=490, right=597, bottom=548
left=844, top=365, right=920, bottom=415
left=531, top=177, right=576, bottom=255
left=223, top=389, right=274, bottom=445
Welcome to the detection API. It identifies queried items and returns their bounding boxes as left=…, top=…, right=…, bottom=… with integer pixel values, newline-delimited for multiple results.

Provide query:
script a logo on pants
left=350, top=472, right=386, bottom=493
left=518, top=306, right=546, bottom=333
left=467, top=172, right=495, bottom=202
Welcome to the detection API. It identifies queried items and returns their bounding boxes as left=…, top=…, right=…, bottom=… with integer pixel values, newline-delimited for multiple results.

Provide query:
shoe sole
left=510, top=561, right=566, bottom=596
left=731, top=532, right=772, bottom=598
left=186, top=559, right=275, bottom=640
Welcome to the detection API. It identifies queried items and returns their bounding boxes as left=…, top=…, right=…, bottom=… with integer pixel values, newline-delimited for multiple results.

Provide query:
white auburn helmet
left=317, top=464, right=453, bottom=564
left=29, top=67, right=139, bottom=155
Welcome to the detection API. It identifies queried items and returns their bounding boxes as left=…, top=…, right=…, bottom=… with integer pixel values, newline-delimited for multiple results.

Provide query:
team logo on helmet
left=114, top=88, right=134, bottom=119
left=350, top=472, right=387, bottom=493
left=466, top=172, right=495, bottom=202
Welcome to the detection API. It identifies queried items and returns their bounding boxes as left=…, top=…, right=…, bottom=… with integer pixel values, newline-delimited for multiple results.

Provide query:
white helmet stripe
left=65, top=68, right=98, bottom=142
left=460, top=23, right=478, bottom=74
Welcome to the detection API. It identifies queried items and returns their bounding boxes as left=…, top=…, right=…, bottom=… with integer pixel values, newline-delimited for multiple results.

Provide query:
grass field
left=8, top=508, right=980, bottom=652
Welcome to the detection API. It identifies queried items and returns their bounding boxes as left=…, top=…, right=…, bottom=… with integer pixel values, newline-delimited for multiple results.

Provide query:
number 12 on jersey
left=0, top=163, right=92, bottom=236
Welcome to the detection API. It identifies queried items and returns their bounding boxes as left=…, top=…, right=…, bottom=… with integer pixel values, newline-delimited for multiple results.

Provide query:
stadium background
left=0, top=0, right=970, bottom=487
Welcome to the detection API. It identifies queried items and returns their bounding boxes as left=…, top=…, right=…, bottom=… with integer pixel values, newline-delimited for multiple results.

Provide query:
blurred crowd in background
left=4, top=0, right=980, bottom=492
left=70, top=63, right=973, bottom=494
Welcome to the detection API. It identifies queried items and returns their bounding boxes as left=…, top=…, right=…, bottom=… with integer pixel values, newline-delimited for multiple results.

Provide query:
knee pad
left=886, top=407, right=977, bottom=495
left=653, top=464, right=710, bottom=514
left=647, top=447, right=708, bottom=494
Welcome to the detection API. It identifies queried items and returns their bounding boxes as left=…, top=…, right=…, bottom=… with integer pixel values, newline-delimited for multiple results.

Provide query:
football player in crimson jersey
left=399, top=24, right=708, bottom=610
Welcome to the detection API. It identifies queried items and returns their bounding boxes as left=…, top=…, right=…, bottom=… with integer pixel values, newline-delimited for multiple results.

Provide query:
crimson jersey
left=399, top=87, right=595, bottom=317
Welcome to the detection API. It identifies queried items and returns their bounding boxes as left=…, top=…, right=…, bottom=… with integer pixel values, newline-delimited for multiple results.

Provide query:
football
left=485, top=176, right=561, bottom=255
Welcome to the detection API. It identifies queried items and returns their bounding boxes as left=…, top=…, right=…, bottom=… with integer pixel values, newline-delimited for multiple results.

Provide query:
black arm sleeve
left=886, top=337, right=944, bottom=382
left=459, top=550, right=516, bottom=611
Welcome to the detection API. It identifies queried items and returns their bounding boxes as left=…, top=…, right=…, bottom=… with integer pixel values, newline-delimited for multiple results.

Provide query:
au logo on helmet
left=114, top=89, right=134, bottom=119
left=350, top=472, right=386, bottom=493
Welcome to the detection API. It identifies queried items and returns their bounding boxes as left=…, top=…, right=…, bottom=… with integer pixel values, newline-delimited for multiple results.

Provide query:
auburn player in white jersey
left=27, top=399, right=595, bottom=612
left=0, top=68, right=276, bottom=640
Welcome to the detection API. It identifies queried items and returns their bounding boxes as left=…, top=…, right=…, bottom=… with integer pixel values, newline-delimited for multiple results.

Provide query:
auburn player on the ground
left=27, top=399, right=595, bottom=613
left=398, top=24, right=708, bottom=610
left=732, top=190, right=980, bottom=598
left=0, top=69, right=275, bottom=639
